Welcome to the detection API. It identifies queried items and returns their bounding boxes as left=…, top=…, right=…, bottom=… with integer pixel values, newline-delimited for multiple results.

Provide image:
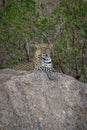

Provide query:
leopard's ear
left=35, top=44, right=41, bottom=49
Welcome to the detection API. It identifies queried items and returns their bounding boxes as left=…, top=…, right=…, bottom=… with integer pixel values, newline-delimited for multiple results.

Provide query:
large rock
left=0, top=69, right=87, bottom=130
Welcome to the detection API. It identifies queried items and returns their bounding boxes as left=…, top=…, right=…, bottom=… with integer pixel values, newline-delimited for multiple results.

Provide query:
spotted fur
left=34, top=44, right=53, bottom=71
left=11, top=44, right=53, bottom=72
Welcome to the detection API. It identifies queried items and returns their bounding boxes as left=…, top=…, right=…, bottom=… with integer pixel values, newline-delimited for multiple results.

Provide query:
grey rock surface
left=0, top=69, right=87, bottom=130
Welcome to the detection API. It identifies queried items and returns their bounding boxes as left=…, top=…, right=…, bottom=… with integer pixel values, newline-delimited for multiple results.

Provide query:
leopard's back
left=11, top=62, right=34, bottom=71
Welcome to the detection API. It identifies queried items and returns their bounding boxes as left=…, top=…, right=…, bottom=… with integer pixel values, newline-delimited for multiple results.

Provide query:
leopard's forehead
left=35, top=44, right=53, bottom=56
left=35, top=44, right=52, bottom=49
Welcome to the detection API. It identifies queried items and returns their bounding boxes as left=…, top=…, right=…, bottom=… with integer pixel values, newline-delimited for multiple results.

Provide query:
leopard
left=34, top=44, right=53, bottom=71
left=11, top=43, right=55, bottom=79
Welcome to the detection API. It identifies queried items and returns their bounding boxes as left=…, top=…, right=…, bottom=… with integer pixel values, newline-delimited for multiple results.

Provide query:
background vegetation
left=0, top=0, right=87, bottom=82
